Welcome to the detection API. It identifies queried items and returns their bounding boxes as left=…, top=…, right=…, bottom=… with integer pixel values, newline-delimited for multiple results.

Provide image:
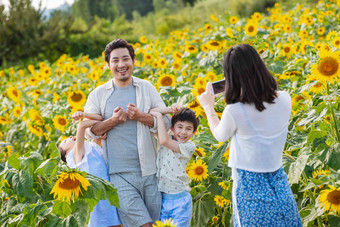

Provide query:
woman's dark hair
left=58, top=145, right=67, bottom=163
left=223, top=44, right=277, bottom=111
left=171, top=108, right=200, bottom=132
left=104, top=39, right=135, bottom=65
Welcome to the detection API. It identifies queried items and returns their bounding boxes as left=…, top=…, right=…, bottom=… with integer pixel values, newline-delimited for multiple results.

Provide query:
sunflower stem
left=326, top=83, right=340, bottom=142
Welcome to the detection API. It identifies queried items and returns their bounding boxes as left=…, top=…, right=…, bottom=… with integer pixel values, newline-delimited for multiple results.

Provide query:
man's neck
left=113, top=77, right=133, bottom=87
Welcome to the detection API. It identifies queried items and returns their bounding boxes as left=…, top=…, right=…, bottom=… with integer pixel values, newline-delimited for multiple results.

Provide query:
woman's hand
left=197, top=82, right=216, bottom=109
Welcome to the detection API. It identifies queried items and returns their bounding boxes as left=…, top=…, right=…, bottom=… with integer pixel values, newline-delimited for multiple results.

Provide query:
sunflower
left=313, top=169, right=331, bottom=179
left=281, top=43, right=295, bottom=59
left=12, top=106, right=22, bottom=118
left=185, top=44, right=198, bottom=54
left=210, top=14, right=218, bottom=22
left=218, top=181, right=229, bottom=190
left=318, top=186, right=340, bottom=214
left=195, top=147, right=205, bottom=157
left=6, top=87, right=21, bottom=103
left=200, top=44, right=209, bottom=52
left=214, top=195, right=229, bottom=207
left=223, top=146, right=230, bottom=160
left=50, top=170, right=91, bottom=202
left=206, top=40, right=222, bottom=51
left=67, top=90, right=86, bottom=107
left=144, top=53, right=154, bottom=63
left=317, top=27, right=326, bottom=36
left=244, top=20, right=258, bottom=37
left=88, top=70, right=100, bottom=81
left=332, top=37, right=340, bottom=49
left=187, top=100, right=201, bottom=112
left=225, top=27, right=233, bottom=38
left=212, top=216, right=219, bottom=222
left=229, top=16, right=239, bottom=24
left=157, top=58, right=168, bottom=68
left=188, top=159, right=208, bottom=181
left=153, top=218, right=177, bottom=227
left=27, top=122, right=43, bottom=137
left=139, top=36, right=147, bottom=44
left=204, top=23, right=212, bottom=31
left=157, top=74, right=176, bottom=87
left=172, top=51, right=183, bottom=62
left=53, top=115, right=69, bottom=132
left=311, top=50, right=340, bottom=83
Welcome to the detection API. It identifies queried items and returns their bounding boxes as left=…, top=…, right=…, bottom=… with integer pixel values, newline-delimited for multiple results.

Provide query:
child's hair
left=171, top=108, right=199, bottom=131
left=223, top=44, right=277, bottom=111
left=57, top=144, right=67, bottom=163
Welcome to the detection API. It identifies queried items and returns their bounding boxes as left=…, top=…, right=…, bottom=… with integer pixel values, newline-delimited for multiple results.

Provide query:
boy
left=149, top=106, right=199, bottom=227
left=58, top=111, right=122, bottom=227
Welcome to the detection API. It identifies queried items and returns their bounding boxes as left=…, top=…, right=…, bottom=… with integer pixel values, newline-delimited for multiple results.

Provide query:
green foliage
left=0, top=0, right=74, bottom=68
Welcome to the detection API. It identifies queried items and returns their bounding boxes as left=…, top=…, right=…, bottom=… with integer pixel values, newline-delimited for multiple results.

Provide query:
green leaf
left=35, top=158, right=59, bottom=183
left=307, top=130, right=327, bottom=144
left=52, top=201, right=72, bottom=217
left=327, top=149, right=340, bottom=171
left=192, top=194, right=215, bottom=227
left=288, top=152, right=309, bottom=184
left=20, top=152, right=43, bottom=175
left=207, top=142, right=228, bottom=173
left=11, top=170, right=34, bottom=198
left=302, top=201, right=324, bottom=225
left=7, top=152, right=20, bottom=170
left=70, top=200, right=89, bottom=227
left=328, top=215, right=340, bottom=227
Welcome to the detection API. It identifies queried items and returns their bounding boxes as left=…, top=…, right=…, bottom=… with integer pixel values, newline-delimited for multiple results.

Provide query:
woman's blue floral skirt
left=232, top=167, right=302, bottom=227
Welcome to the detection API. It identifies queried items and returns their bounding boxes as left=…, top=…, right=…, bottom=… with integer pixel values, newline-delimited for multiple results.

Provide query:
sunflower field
left=1, top=0, right=340, bottom=226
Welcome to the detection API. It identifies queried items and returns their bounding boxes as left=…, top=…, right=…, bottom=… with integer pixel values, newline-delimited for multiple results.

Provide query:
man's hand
left=111, top=107, right=127, bottom=125
left=126, top=103, right=141, bottom=120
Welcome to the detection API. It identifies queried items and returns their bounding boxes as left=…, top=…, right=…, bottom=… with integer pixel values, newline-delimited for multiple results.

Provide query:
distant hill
left=41, top=3, right=71, bottom=19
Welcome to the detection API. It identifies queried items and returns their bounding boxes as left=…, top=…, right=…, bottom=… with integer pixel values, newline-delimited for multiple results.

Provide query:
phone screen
left=211, top=79, right=226, bottom=95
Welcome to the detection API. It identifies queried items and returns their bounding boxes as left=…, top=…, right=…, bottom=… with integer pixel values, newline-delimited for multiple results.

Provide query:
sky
left=2, top=0, right=74, bottom=9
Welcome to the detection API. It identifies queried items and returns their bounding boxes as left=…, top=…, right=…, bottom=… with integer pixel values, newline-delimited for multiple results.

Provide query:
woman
left=197, top=44, right=302, bottom=226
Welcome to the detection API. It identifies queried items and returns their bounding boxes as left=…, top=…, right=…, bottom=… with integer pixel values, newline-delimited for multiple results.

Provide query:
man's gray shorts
left=110, top=172, right=161, bottom=227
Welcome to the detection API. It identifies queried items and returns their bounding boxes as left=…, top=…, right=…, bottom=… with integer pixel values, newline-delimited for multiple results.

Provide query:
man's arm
left=91, top=106, right=127, bottom=136
left=126, top=103, right=154, bottom=127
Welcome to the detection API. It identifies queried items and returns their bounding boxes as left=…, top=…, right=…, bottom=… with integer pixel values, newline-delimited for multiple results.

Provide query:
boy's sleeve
left=178, top=141, right=195, bottom=159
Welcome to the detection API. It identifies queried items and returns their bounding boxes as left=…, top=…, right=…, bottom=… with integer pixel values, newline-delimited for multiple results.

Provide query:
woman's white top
left=213, top=91, right=291, bottom=172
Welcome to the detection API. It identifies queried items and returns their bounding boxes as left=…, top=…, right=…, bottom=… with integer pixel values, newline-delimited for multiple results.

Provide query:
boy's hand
left=126, top=103, right=141, bottom=120
left=72, top=111, right=84, bottom=123
left=170, top=104, right=181, bottom=113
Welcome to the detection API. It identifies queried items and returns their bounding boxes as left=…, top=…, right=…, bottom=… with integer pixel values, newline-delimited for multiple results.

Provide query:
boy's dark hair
left=58, top=145, right=67, bottom=163
left=104, top=39, right=135, bottom=64
left=223, top=44, right=277, bottom=112
left=171, top=108, right=199, bottom=131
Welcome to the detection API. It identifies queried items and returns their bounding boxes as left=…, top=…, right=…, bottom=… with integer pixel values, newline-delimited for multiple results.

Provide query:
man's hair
left=223, top=44, right=277, bottom=112
left=104, top=39, right=135, bottom=64
left=171, top=108, right=200, bottom=131
left=57, top=145, right=67, bottom=163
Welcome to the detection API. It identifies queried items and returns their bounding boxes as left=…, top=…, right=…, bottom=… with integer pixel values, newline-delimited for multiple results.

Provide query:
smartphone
left=210, top=79, right=226, bottom=95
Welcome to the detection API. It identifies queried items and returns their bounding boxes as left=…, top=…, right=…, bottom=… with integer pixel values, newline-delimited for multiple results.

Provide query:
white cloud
left=2, top=0, right=74, bottom=9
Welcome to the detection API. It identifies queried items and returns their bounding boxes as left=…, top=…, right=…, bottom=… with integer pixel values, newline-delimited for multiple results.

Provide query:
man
left=84, top=39, right=171, bottom=227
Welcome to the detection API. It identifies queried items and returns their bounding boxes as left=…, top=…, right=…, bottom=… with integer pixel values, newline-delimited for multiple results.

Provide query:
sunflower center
left=295, top=95, right=305, bottom=102
left=284, top=47, right=291, bottom=53
left=318, top=57, right=338, bottom=76
left=161, top=77, right=172, bottom=86
left=327, top=190, right=340, bottom=205
left=248, top=26, right=254, bottom=32
left=313, top=83, right=322, bottom=88
left=335, top=40, right=340, bottom=46
left=59, top=178, right=81, bottom=190
left=210, top=41, right=219, bottom=46
left=188, top=46, right=195, bottom=51
left=71, top=93, right=83, bottom=102
left=198, top=87, right=205, bottom=95
left=58, top=118, right=66, bottom=125
left=189, top=101, right=200, bottom=108
left=12, top=89, right=18, bottom=97
left=195, top=166, right=204, bottom=175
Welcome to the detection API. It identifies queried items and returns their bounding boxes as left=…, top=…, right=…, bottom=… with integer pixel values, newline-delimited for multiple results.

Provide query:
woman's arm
left=197, top=83, right=220, bottom=134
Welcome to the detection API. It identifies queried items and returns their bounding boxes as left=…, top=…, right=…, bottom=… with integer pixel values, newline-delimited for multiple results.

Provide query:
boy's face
left=171, top=121, right=195, bottom=143
left=60, top=136, right=76, bottom=156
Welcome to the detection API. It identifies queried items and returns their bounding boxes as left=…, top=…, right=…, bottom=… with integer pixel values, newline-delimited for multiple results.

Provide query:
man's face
left=108, top=48, right=134, bottom=83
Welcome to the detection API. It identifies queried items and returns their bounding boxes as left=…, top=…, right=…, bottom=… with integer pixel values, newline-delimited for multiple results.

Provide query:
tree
left=116, top=0, right=154, bottom=20
left=0, top=0, right=74, bottom=67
